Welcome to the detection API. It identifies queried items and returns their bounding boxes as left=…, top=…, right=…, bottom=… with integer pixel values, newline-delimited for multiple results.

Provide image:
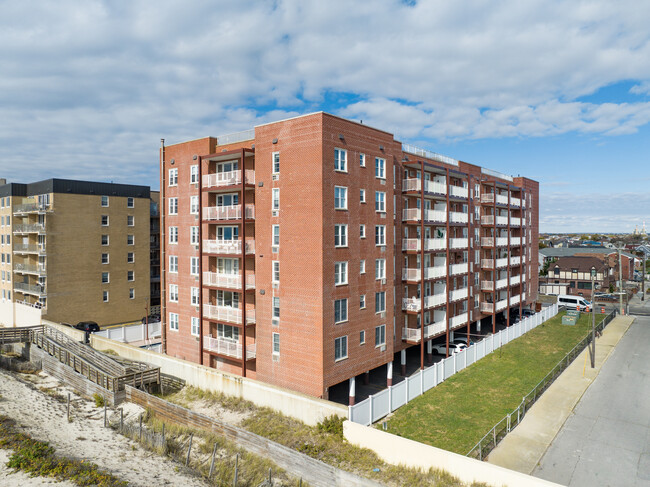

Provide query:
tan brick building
left=161, top=112, right=539, bottom=402
left=0, top=178, right=156, bottom=326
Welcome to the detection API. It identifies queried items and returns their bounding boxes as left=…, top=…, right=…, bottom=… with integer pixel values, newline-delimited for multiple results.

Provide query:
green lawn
left=386, top=312, right=602, bottom=455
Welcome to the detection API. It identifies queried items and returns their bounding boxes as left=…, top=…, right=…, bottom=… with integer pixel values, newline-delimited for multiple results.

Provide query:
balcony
left=402, top=238, right=447, bottom=252
left=13, top=203, right=50, bottom=215
left=203, top=239, right=255, bottom=255
left=402, top=320, right=446, bottom=343
left=13, top=264, right=46, bottom=276
left=510, top=256, right=521, bottom=266
left=402, top=268, right=421, bottom=282
left=510, top=237, right=521, bottom=246
left=497, top=299, right=508, bottom=311
left=450, top=312, right=468, bottom=329
left=402, top=178, right=447, bottom=195
left=510, top=217, right=521, bottom=226
left=203, top=204, right=255, bottom=221
left=449, top=211, right=468, bottom=224
left=481, top=237, right=494, bottom=247
left=425, top=266, right=446, bottom=280
left=449, top=262, right=468, bottom=276
left=510, top=197, right=521, bottom=207
left=481, top=302, right=494, bottom=313
left=13, top=244, right=42, bottom=254
left=14, top=282, right=46, bottom=297
left=510, top=295, right=521, bottom=306
left=202, top=169, right=255, bottom=189
left=203, top=336, right=256, bottom=360
left=481, top=194, right=495, bottom=204
left=202, top=304, right=256, bottom=325
left=403, top=297, right=421, bottom=312
left=510, top=275, right=521, bottom=286
left=402, top=238, right=420, bottom=252
left=481, top=259, right=494, bottom=269
left=481, top=280, right=494, bottom=291
left=449, top=238, right=467, bottom=249
left=402, top=209, right=447, bottom=223
left=203, top=272, right=255, bottom=290
left=496, top=237, right=508, bottom=246
left=522, top=237, right=527, bottom=246
left=496, top=216, right=508, bottom=226
left=13, top=224, right=45, bottom=234
left=449, top=185, right=468, bottom=199
left=424, top=294, right=446, bottom=308
left=496, top=278, right=508, bottom=290
left=496, top=257, right=509, bottom=268
left=449, top=287, right=468, bottom=302
left=496, top=194, right=508, bottom=205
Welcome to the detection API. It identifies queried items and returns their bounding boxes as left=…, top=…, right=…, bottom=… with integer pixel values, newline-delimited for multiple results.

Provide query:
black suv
left=74, top=321, right=100, bottom=333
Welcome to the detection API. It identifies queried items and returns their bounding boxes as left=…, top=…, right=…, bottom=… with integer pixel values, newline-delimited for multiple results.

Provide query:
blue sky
left=1, top=0, right=650, bottom=233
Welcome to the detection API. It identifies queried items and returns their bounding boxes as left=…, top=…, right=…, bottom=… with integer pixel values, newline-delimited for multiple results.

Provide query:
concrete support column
left=349, top=377, right=356, bottom=406
left=426, top=340, right=433, bottom=364
left=387, top=361, right=393, bottom=387
left=477, top=318, right=482, bottom=332
left=450, top=331, right=455, bottom=341
left=363, top=371, right=370, bottom=385
left=400, top=349, right=407, bottom=376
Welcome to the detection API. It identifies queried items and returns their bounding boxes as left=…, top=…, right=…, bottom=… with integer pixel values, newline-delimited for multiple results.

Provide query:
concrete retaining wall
left=91, top=335, right=347, bottom=426
left=343, top=421, right=563, bottom=487
left=0, top=301, right=42, bottom=328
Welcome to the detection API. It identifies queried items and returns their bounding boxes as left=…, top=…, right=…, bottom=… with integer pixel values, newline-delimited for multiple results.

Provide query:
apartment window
left=191, top=287, right=199, bottom=306
left=375, top=191, right=386, bottom=212
left=360, top=189, right=366, bottom=203
left=375, top=259, right=386, bottom=280
left=127, top=215, right=134, bottom=226
left=188, top=316, right=199, bottom=336
left=190, top=226, right=199, bottom=245
left=360, top=294, right=366, bottom=309
left=101, top=195, right=109, bottom=207
left=127, top=197, right=134, bottom=208
left=101, top=253, right=109, bottom=264
left=169, top=255, right=178, bottom=273
left=334, top=298, right=348, bottom=323
left=272, top=332, right=280, bottom=355
left=272, top=152, right=280, bottom=174
left=375, top=325, right=386, bottom=347
left=360, top=260, right=365, bottom=274
left=272, top=189, right=280, bottom=211
left=272, top=261, right=280, bottom=283
left=474, top=295, right=479, bottom=308
left=190, top=165, right=199, bottom=184
left=474, top=184, right=480, bottom=198
left=103, top=291, right=109, bottom=302
left=169, top=226, right=178, bottom=244
left=168, top=198, right=178, bottom=215
left=334, top=336, right=348, bottom=361
left=169, top=168, right=178, bottom=186
left=360, top=224, right=366, bottom=239
left=375, top=157, right=386, bottom=179
left=334, top=224, right=348, bottom=247
left=129, top=288, right=135, bottom=299
left=127, top=235, right=134, bottom=246
left=375, top=292, right=386, bottom=313
left=127, top=252, right=134, bottom=263
left=273, top=297, right=280, bottom=319
left=334, top=262, right=348, bottom=286
left=334, top=186, right=347, bottom=210
left=169, top=284, right=179, bottom=302
left=334, top=148, right=347, bottom=172
left=190, top=196, right=199, bottom=214
left=360, top=153, right=366, bottom=167
left=127, top=270, right=134, bottom=281
left=217, top=323, right=239, bottom=341
left=169, top=312, right=179, bottom=331
left=360, top=330, right=366, bottom=345
left=101, top=215, right=109, bottom=226
left=272, top=225, right=280, bottom=247
left=102, top=272, right=109, bottom=284
left=191, top=257, right=199, bottom=276
left=375, top=225, right=386, bottom=246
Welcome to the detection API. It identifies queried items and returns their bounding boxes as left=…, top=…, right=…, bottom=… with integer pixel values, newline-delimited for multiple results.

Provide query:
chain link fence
left=467, top=308, right=618, bottom=460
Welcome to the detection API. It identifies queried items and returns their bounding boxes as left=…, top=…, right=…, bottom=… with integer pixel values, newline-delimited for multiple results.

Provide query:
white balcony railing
left=481, top=280, right=494, bottom=291
left=481, top=237, right=494, bottom=247
left=510, top=275, right=521, bottom=286
left=510, top=295, right=521, bottom=306
left=424, top=294, right=445, bottom=308
left=449, top=287, right=468, bottom=302
left=449, top=262, right=468, bottom=276
left=510, top=197, right=521, bottom=207
left=496, top=299, right=508, bottom=311
left=426, top=210, right=447, bottom=222
left=481, top=215, right=494, bottom=225
left=402, top=179, right=447, bottom=195
left=449, top=185, right=468, bottom=199
left=481, top=194, right=495, bottom=204
left=496, top=194, right=508, bottom=205
left=402, top=238, right=420, bottom=252
left=449, top=238, right=467, bottom=249
left=426, top=239, right=446, bottom=251
left=450, top=312, right=468, bottom=329
left=402, top=208, right=420, bottom=222
left=510, top=237, right=521, bottom=246
left=481, top=302, right=494, bottom=313
left=449, top=211, right=468, bottom=224
left=403, top=297, right=421, bottom=312
left=202, top=304, right=255, bottom=324
left=425, top=266, right=446, bottom=280
left=481, top=259, right=494, bottom=269
left=496, top=216, right=508, bottom=226
left=510, top=256, right=521, bottom=266
left=402, top=268, right=421, bottom=282
left=14, top=282, right=46, bottom=296
left=496, top=278, right=508, bottom=289
left=203, top=239, right=255, bottom=255
left=496, top=257, right=509, bottom=268
left=510, top=217, right=521, bottom=226
left=13, top=224, right=44, bottom=233
left=203, top=336, right=256, bottom=360
left=202, top=169, right=255, bottom=189
left=203, top=204, right=255, bottom=221
left=496, top=237, right=508, bottom=247
left=402, top=319, right=446, bottom=342
left=203, top=272, right=255, bottom=290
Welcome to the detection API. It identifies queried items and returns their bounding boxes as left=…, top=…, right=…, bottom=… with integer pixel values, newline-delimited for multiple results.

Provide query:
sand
left=0, top=369, right=208, bottom=487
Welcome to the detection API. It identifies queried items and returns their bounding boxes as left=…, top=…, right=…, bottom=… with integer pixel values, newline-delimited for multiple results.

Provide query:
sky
left=1, top=0, right=650, bottom=233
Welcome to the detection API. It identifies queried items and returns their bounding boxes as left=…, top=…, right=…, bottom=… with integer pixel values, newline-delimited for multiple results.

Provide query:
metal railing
left=216, top=129, right=255, bottom=146
left=466, top=309, right=618, bottom=460
left=402, top=144, right=459, bottom=166
left=203, top=336, right=256, bottom=360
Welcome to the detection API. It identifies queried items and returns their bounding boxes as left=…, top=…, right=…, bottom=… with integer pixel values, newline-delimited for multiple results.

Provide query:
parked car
left=432, top=343, right=466, bottom=355
left=141, top=314, right=161, bottom=324
left=452, top=338, right=475, bottom=347
left=74, top=321, right=100, bottom=333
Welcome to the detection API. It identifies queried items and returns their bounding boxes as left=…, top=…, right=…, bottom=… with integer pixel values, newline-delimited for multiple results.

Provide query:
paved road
left=533, top=314, right=650, bottom=486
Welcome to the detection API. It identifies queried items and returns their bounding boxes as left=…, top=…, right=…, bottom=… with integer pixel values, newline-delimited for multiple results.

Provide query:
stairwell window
left=334, top=298, right=348, bottom=324
left=169, top=284, right=178, bottom=302
left=272, top=333, right=280, bottom=355
left=127, top=270, right=134, bottom=281
left=169, top=255, right=178, bottom=273
left=335, top=336, right=348, bottom=361
left=273, top=297, right=280, bottom=320
left=169, top=168, right=178, bottom=186
left=375, top=259, right=386, bottom=280
left=272, top=225, right=280, bottom=247
left=101, top=196, right=109, bottom=207
left=272, top=189, right=280, bottom=211
left=127, top=215, right=134, bottom=226
left=129, top=288, right=135, bottom=299
left=375, top=225, right=386, bottom=246
left=334, top=148, right=347, bottom=172
left=169, top=226, right=178, bottom=244
left=375, top=157, right=386, bottom=179
left=272, top=261, right=280, bottom=284
left=334, top=262, right=348, bottom=286
left=101, top=215, right=109, bottom=226
left=272, top=152, right=280, bottom=175
left=375, top=324, right=386, bottom=347
left=191, top=317, right=200, bottom=336
left=127, top=252, right=134, bottom=263
left=101, top=253, right=109, bottom=264
left=101, top=235, right=109, bottom=246
left=190, top=196, right=199, bottom=214
left=101, top=272, right=109, bottom=284
left=334, top=186, right=347, bottom=210
left=375, top=191, right=386, bottom=212
left=190, top=257, right=199, bottom=276
left=334, top=224, right=348, bottom=247
left=103, top=291, right=109, bottom=302
left=169, top=313, right=179, bottom=331
left=127, top=235, right=134, bottom=246
left=168, top=198, right=178, bottom=215
left=190, top=226, right=199, bottom=245
left=191, top=287, right=199, bottom=306
left=190, top=165, right=199, bottom=184
left=375, top=291, right=386, bottom=314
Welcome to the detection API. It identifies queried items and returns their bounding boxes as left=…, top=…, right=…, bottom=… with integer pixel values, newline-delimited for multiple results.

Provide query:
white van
left=557, top=294, right=591, bottom=311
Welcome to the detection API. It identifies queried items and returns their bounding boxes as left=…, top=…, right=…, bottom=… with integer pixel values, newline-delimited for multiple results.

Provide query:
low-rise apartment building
left=0, top=178, right=156, bottom=326
left=160, top=112, right=539, bottom=402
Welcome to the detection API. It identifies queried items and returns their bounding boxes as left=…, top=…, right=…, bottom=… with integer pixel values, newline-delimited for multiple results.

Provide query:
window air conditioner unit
left=380, top=345, right=386, bottom=352
left=380, top=311, right=386, bottom=318
left=271, top=246, right=279, bottom=253
left=381, top=278, right=386, bottom=285
left=272, top=174, right=279, bottom=181
left=272, top=210, right=279, bottom=217
left=272, top=282, right=279, bottom=289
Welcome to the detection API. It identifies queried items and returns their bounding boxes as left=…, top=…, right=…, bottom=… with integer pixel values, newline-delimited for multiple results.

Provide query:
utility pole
left=590, top=269, right=595, bottom=368
left=618, top=244, right=624, bottom=315
left=643, top=251, right=646, bottom=301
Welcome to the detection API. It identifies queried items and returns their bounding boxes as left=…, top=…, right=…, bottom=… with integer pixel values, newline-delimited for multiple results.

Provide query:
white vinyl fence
left=348, top=304, right=559, bottom=426
left=95, top=321, right=161, bottom=351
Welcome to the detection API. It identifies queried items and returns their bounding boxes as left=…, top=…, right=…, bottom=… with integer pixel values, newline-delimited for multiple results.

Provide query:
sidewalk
left=486, top=314, right=635, bottom=474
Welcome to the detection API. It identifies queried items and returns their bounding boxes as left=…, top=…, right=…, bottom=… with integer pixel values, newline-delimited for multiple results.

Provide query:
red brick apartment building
left=160, top=112, right=539, bottom=403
